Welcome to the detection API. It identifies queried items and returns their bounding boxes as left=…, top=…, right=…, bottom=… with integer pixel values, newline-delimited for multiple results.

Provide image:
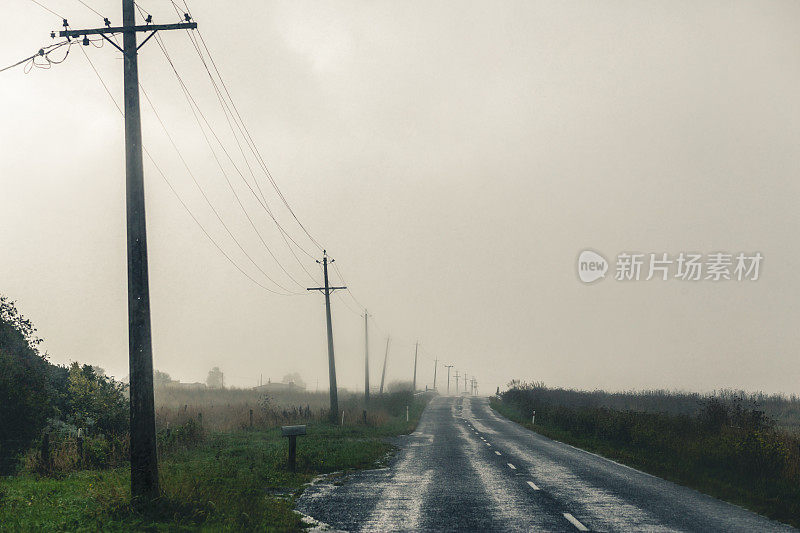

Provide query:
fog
left=1, top=0, right=799, bottom=395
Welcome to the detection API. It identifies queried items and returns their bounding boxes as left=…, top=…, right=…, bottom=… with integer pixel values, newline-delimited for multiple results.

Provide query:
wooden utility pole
left=60, top=3, right=197, bottom=502
left=445, top=364, right=453, bottom=395
left=364, top=309, right=370, bottom=403
left=454, top=370, right=460, bottom=394
left=412, top=341, right=418, bottom=392
left=433, top=358, right=438, bottom=390
left=307, top=251, right=346, bottom=423
left=379, top=335, right=390, bottom=394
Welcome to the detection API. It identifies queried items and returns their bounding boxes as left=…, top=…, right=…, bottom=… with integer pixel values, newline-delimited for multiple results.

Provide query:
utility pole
left=60, top=4, right=197, bottom=502
left=454, top=371, right=460, bottom=394
left=412, top=341, right=418, bottom=392
left=307, top=251, right=346, bottom=423
left=433, top=358, right=438, bottom=391
left=379, top=336, right=391, bottom=394
left=364, top=309, right=370, bottom=403
left=445, top=365, right=453, bottom=395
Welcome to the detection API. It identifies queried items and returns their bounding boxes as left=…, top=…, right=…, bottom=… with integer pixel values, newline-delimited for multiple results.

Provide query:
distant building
left=254, top=378, right=305, bottom=392
left=164, top=381, right=206, bottom=390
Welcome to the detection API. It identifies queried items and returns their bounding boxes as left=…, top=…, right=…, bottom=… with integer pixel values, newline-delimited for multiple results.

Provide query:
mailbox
left=281, top=425, right=307, bottom=471
left=281, top=425, right=307, bottom=437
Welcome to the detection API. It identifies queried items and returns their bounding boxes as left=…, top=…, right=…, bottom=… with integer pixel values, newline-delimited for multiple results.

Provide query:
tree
left=206, top=367, right=223, bottom=389
left=281, top=372, right=306, bottom=389
left=0, top=296, right=52, bottom=472
left=66, top=362, right=128, bottom=435
left=153, top=370, right=174, bottom=388
left=0, top=295, right=130, bottom=473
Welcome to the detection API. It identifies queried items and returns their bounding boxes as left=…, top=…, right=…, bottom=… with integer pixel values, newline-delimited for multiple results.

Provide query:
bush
left=0, top=297, right=52, bottom=473
left=0, top=295, right=130, bottom=474
left=498, top=384, right=800, bottom=526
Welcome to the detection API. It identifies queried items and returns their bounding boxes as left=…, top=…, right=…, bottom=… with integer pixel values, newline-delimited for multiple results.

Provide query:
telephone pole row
left=412, top=341, right=419, bottom=392
left=445, top=365, right=454, bottom=395
left=59, top=1, right=197, bottom=501
left=307, top=251, right=346, bottom=423
left=364, top=309, right=370, bottom=403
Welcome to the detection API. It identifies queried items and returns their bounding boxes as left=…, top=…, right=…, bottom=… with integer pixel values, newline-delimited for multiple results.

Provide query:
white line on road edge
left=526, top=481, right=540, bottom=491
left=495, top=451, right=502, bottom=455
left=486, top=443, right=491, bottom=447
left=507, top=463, right=516, bottom=470
left=563, top=513, right=588, bottom=531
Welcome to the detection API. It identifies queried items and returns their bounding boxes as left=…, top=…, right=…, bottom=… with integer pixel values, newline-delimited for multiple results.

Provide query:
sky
left=1, top=0, right=799, bottom=395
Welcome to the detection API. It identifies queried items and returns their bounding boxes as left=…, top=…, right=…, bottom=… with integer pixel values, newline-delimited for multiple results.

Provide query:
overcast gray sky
left=2, top=0, right=799, bottom=395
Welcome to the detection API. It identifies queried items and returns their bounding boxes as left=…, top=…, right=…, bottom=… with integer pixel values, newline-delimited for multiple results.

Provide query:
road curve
left=297, top=396, right=796, bottom=532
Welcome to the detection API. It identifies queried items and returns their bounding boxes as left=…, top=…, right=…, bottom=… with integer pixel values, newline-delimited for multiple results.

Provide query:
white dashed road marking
left=507, top=463, right=516, bottom=470
left=526, top=481, right=540, bottom=491
left=495, top=451, right=502, bottom=456
left=563, top=513, right=589, bottom=531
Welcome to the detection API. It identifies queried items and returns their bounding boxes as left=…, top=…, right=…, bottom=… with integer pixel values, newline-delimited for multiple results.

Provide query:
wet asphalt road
left=297, top=396, right=796, bottom=532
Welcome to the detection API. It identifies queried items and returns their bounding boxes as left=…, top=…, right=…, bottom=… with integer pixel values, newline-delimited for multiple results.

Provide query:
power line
left=181, top=0, right=324, bottom=253
left=153, top=35, right=303, bottom=294
left=177, top=23, right=320, bottom=263
left=0, top=40, right=72, bottom=73
left=168, top=1, right=323, bottom=287
left=75, top=0, right=105, bottom=19
left=183, top=29, right=324, bottom=287
left=79, top=44, right=294, bottom=296
left=154, top=33, right=315, bottom=288
left=28, top=0, right=64, bottom=19
left=164, top=35, right=310, bottom=290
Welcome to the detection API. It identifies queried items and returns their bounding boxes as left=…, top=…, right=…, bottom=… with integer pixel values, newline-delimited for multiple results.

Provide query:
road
left=297, top=396, right=796, bottom=532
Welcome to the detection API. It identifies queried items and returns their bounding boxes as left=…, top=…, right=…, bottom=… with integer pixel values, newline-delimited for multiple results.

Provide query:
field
left=0, top=389, right=429, bottom=531
left=495, top=383, right=800, bottom=528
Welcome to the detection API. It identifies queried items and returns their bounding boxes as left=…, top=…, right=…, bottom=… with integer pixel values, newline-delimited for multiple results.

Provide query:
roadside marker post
left=532, top=410, right=535, bottom=425
left=281, top=425, right=307, bottom=472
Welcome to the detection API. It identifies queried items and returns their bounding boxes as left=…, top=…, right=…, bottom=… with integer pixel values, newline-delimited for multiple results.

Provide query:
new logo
left=577, top=250, right=608, bottom=283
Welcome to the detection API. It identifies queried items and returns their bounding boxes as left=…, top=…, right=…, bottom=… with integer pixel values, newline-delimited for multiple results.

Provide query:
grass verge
left=0, top=393, right=429, bottom=532
left=491, top=397, right=800, bottom=529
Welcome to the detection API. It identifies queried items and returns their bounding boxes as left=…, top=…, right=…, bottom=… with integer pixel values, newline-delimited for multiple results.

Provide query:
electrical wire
left=79, top=45, right=295, bottom=296
left=168, top=36, right=311, bottom=290
left=174, top=19, right=319, bottom=264
left=153, top=35, right=304, bottom=293
left=168, top=1, right=323, bottom=287
left=75, top=0, right=104, bottom=19
left=181, top=28, right=323, bottom=287
left=1, top=40, right=71, bottom=73
left=180, top=0, right=324, bottom=254
left=28, top=0, right=64, bottom=19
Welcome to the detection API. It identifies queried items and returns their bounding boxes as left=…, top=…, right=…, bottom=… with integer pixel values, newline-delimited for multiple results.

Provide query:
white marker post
left=532, top=410, right=536, bottom=425
left=406, top=405, right=409, bottom=422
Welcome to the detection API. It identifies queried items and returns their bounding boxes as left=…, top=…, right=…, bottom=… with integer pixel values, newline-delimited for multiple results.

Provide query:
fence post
left=198, top=412, right=203, bottom=427
left=362, top=410, right=367, bottom=425
left=77, top=428, right=84, bottom=466
left=41, top=432, right=50, bottom=470
left=249, top=409, right=254, bottom=429
left=288, top=435, right=297, bottom=471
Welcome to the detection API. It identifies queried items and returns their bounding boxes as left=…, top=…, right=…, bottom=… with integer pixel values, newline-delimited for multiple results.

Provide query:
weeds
left=496, top=385, right=800, bottom=528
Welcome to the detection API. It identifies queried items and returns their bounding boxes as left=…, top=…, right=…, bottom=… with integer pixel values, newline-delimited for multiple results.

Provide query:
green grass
left=491, top=397, right=800, bottom=529
left=0, top=394, right=429, bottom=532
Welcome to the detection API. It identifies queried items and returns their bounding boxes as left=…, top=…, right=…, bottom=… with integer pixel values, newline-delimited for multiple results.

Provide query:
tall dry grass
left=154, top=387, right=394, bottom=432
